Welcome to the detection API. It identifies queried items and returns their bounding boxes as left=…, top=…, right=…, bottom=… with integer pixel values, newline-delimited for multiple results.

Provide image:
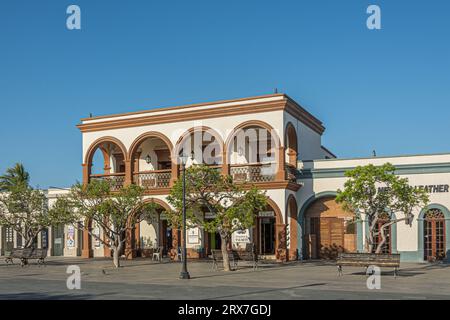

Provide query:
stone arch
left=174, top=126, right=225, bottom=165
left=298, top=192, right=362, bottom=260
left=84, top=136, right=128, bottom=165
left=125, top=198, right=174, bottom=260
left=128, top=131, right=174, bottom=161
left=285, top=122, right=298, bottom=166
left=225, top=120, right=284, bottom=180
left=225, top=120, right=282, bottom=159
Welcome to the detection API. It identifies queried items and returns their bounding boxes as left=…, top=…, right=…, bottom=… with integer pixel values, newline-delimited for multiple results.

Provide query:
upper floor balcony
left=82, top=121, right=302, bottom=194
left=79, top=94, right=329, bottom=194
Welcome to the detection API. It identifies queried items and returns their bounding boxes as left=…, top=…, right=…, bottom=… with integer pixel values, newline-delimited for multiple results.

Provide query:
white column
left=0, top=227, right=3, bottom=256
left=47, top=227, right=53, bottom=256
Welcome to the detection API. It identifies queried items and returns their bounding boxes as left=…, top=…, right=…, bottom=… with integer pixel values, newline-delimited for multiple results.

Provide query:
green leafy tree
left=0, top=184, right=74, bottom=250
left=0, top=163, right=30, bottom=191
left=53, top=180, right=148, bottom=268
left=336, top=163, right=429, bottom=254
left=166, top=165, right=267, bottom=271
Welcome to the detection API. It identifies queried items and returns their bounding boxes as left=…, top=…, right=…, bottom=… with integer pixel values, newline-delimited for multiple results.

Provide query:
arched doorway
left=423, top=209, right=446, bottom=261
left=128, top=199, right=174, bottom=258
left=304, top=196, right=356, bottom=259
left=254, top=199, right=284, bottom=259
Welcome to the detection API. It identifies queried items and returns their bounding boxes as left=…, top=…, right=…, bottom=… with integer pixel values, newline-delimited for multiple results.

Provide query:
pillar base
left=81, top=249, right=93, bottom=258
left=125, top=248, right=137, bottom=260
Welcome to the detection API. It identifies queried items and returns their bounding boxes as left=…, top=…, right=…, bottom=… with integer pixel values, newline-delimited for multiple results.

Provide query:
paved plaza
left=0, top=257, right=449, bottom=300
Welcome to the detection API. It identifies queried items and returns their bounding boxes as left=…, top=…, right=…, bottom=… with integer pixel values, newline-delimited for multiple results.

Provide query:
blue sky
left=1, top=0, right=449, bottom=188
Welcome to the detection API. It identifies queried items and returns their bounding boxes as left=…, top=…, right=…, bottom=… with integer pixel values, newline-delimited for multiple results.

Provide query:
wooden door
left=424, top=213, right=446, bottom=261
left=319, top=217, right=344, bottom=259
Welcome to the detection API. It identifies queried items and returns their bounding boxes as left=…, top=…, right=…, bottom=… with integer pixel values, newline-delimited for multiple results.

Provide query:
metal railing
left=285, top=164, right=298, bottom=183
left=229, top=163, right=276, bottom=183
left=90, top=173, right=125, bottom=191
left=134, top=170, right=172, bottom=190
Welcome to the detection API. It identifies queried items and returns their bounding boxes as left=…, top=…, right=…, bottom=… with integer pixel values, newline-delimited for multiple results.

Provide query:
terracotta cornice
left=77, top=94, right=325, bottom=135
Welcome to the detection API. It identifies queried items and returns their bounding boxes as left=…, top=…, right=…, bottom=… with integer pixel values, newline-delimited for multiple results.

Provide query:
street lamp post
left=179, top=154, right=190, bottom=280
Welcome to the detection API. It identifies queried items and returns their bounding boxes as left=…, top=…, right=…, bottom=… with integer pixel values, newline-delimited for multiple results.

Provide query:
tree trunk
left=112, top=243, right=122, bottom=268
left=220, top=234, right=231, bottom=272
left=367, top=217, right=377, bottom=253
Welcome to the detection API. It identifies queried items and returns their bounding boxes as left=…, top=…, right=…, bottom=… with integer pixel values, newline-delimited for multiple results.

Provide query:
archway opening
left=87, top=140, right=127, bottom=191
left=176, top=128, right=223, bottom=169
left=130, top=134, right=173, bottom=190
left=228, top=124, right=279, bottom=183
left=304, top=196, right=356, bottom=259
left=132, top=201, right=174, bottom=257
left=285, top=123, right=298, bottom=167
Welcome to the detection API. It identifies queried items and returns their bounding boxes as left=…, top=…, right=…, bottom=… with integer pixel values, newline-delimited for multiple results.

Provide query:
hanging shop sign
left=232, top=229, right=250, bottom=244
left=258, top=211, right=275, bottom=217
left=187, top=227, right=199, bottom=244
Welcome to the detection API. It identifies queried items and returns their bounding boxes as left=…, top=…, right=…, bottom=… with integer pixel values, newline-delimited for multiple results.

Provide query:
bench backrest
left=211, top=250, right=223, bottom=260
left=9, top=248, right=48, bottom=259
left=10, top=248, right=25, bottom=258
left=337, top=252, right=400, bottom=263
left=30, top=248, right=47, bottom=259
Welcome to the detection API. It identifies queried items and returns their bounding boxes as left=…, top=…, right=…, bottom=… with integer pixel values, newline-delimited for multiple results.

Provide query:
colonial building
left=1, top=94, right=448, bottom=262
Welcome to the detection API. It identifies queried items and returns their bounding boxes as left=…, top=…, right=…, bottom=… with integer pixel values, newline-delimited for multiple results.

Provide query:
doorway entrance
left=2, top=227, right=14, bottom=255
left=258, top=217, right=275, bottom=255
left=52, top=225, right=65, bottom=256
left=305, top=196, right=356, bottom=259
left=161, top=219, right=173, bottom=256
left=424, top=209, right=446, bottom=261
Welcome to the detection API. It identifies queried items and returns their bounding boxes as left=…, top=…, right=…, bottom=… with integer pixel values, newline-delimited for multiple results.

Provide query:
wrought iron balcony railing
left=229, top=163, right=276, bottom=183
left=133, top=170, right=172, bottom=190
left=90, top=173, right=126, bottom=191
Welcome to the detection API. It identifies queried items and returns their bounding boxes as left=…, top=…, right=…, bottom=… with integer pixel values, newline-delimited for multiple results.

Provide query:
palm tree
left=0, top=163, right=30, bottom=191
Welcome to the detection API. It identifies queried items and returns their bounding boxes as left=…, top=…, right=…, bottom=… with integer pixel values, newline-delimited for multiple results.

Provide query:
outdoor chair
left=152, top=246, right=163, bottom=262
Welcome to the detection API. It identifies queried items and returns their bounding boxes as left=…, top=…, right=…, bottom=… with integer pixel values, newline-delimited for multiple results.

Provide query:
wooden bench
left=5, top=248, right=47, bottom=266
left=336, top=252, right=400, bottom=277
left=233, top=244, right=258, bottom=270
left=211, top=250, right=237, bottom=271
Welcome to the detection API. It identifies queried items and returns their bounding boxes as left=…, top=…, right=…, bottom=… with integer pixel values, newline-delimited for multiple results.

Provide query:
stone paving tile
left=0, top=257, right=449, bottom=299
